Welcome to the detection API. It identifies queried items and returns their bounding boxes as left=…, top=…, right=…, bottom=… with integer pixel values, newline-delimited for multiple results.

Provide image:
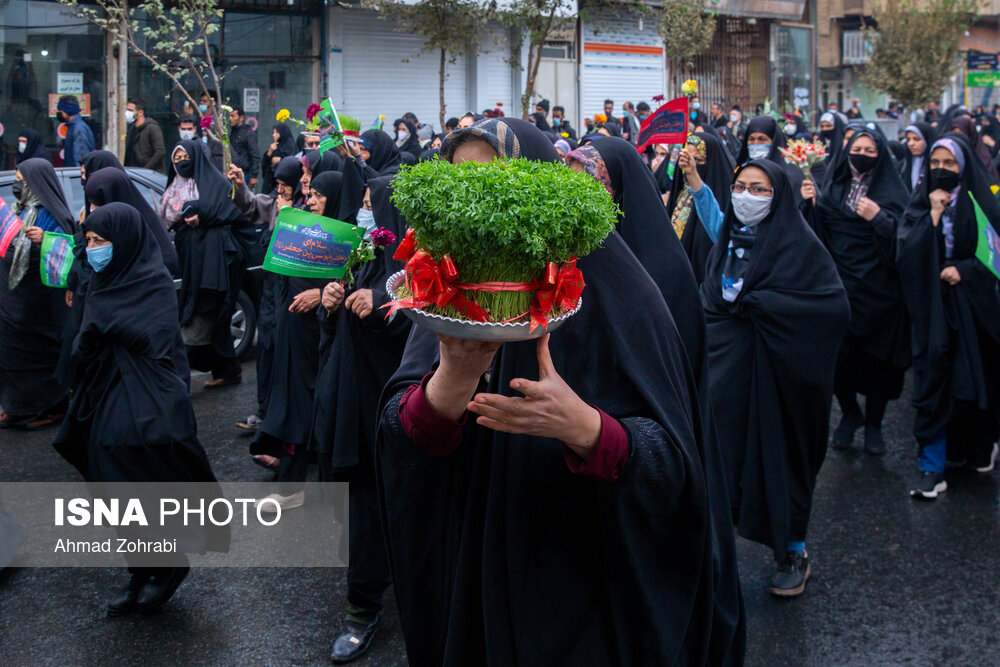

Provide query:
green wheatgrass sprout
left=391, top=158, right=620, bottom=322
left=337, top=114, right=362, bottom=134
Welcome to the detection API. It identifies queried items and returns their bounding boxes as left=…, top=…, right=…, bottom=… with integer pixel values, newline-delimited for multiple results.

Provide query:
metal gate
left=670, top=17, right=770, bottom=113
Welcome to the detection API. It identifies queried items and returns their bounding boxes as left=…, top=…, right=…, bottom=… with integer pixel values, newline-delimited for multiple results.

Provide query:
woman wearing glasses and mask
left=701, top=160, right=850, bottom=598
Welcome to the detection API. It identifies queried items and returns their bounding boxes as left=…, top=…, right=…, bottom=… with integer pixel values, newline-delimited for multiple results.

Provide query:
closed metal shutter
left=580, top=10, right=665, bottom=127
left=333, top=8, right=469, bottom=131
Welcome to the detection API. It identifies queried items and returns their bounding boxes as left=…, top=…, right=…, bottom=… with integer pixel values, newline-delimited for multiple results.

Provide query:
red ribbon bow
left=529, top=258, right=584, bottom=333
left=385, top=246, right=489, bottom=322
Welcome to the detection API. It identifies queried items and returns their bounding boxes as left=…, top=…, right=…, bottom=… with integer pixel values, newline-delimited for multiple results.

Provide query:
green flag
left=318, top=98, right=345, bottom=151
left=39, top=231, right=75, bottom=288
left=263, top=207, right=364, bottom=279
left=969, top=192, right=1000, bottom=281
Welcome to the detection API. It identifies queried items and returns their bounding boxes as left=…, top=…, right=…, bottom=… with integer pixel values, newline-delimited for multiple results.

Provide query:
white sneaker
left=974, top=442, right=999, bottom=473
left=256, top=490, right=305, bottom=513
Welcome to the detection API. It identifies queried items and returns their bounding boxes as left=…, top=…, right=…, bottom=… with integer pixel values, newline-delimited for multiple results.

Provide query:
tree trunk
left=521, top=44, right=537, bottom=119
left=439, top=48, right=447, bottom=130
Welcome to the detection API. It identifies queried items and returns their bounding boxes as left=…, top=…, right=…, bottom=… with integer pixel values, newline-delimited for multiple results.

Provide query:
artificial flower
left=594, top=113, right=608, bottom=124
left=305, top=103, right=323, bottom=122
left=276, top=108, right=291, bottom=123
left=200, top=115, right=213, bottom=130
left=681, top=79, right=698, bottom=96
left=652, top=94, right=665, bottom=103
left=370, top=227, right=397, bottom=247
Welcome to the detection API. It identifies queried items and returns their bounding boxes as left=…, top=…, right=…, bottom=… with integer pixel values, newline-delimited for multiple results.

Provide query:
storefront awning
left=711, top=0, right=806, bottom=20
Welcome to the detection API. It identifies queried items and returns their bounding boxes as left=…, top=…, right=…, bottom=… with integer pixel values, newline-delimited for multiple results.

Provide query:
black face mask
left=929, top=167, right=961, bottom=192
left=849, top=153, right=877, bottom=174
left=56, top=111, right=67, bottom=123
left=11, top=181, right=24, bottom=201
left=820, top=129, right=835, bottom=143
left=174, top=158, right=194, bottom=178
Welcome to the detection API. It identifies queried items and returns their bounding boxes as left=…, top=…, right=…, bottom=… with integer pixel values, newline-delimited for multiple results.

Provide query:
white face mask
left=729, top=113, right=740, bottom=123
left=17, top=141, right=27, bottom=154
left=396, top=130, right=409, bottom=142
left=731, top=190, right=772, bottom=227
left=783, top=123, right=796, bottom=136
left=748, top=144, right=771, bottom=161
left=179, top=129, right=196, bottom=141
left=125, top=109, right=136, bottom=124
left=356, top=207, right=376, bottom=234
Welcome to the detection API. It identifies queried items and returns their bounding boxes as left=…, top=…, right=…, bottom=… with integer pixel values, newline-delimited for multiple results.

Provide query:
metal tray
left=386, top=270, right=581, bottom=342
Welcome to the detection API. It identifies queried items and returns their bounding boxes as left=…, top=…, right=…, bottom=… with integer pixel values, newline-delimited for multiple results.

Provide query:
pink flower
left=200, top=115, right=213, bottom=130
left=652, top=94, right=665, bottom=103
left=305, top=103, right=323, bottom=122
left=370, top=227, right=396, bottom=247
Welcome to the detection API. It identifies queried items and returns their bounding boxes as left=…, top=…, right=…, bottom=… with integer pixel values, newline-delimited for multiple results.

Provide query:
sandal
left=252, top=455, right=280, bottom=471
left=204, top=374, right=242, bottom=390
left=236, top=414, right=263, bottom=431
left=24, top=414, right=65, bottom=431
left=0, top=413, right=29, bottom=429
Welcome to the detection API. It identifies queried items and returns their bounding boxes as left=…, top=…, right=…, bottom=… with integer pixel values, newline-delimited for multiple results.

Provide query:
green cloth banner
left=970, top=192, right=1000, bottom=281
left=263, top=207, right=363, bottom=279
left=39, top=231, right=75, bottom=288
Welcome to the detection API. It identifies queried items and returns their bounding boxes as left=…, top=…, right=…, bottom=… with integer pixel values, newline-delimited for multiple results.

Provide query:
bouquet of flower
left=277, top=101, right=360, bottom=155
left=780, top=139, right=827, bottom=181
left=341, top=226, right=396, bottom=286
left=386, top=158, right=619, bottom=338
left=483, top=103, right=505, bottom=118
left=681, top=79, right=698, bottom=97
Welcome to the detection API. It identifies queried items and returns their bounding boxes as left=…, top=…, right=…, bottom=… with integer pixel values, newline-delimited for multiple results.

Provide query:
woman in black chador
left=53, top=203, right=227, bottom=616
left=311, top=174, right=411, bottom=664
left=159, top=140, right=251, bottom=389
left=0, top=158, right=74, bottom=428
left=897, top=135, right=1000, bottom=500
left=377, top=118, right=744, bottom=666
left=701, top=160, right=849, bottom=598
left=808, top=129, right=910, bottom=455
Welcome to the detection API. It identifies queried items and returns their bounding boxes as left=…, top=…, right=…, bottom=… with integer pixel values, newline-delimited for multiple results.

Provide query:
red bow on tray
left=386, top=229, right=584, bottom=333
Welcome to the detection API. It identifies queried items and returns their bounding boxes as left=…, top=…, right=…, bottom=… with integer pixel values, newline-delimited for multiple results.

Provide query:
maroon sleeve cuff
left=398, top=372, right=465, bottom=456
left=563, top=408, right=630, bottom=483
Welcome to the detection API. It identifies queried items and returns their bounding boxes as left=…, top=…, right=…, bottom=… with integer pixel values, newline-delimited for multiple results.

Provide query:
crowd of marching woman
left=1, top=99, right=999, bottom=664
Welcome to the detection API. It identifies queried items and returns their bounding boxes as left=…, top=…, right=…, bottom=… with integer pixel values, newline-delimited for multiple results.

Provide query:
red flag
left=635, top=97, right=689, bottom=153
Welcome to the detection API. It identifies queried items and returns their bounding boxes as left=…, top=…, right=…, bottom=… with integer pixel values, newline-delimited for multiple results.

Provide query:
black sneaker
left=331, top=612, right=381, bottom=664
left=910, top=471, right=947, bottom=500
left=832, top=411, right=864, bottom=449
left=770, top=550, right=810, bottom=597
left=971, top=442, right=999, bottom=473
left=864, top=425, right=886, bottom=456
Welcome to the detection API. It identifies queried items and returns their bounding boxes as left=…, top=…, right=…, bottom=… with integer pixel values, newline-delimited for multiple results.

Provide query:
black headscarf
left=946, top=115, right=1000, bottom=184
left=309, top=170, right=362, bottom=224
left=260, top=124, right=297, bottom=194
left=383, top=117, right=744, bottom=666
left=897, top=133, right=1000, bottom=443
left=85, top=167, right=179, bottom=276
left=272, top=123, right=297, bottom=156
left=812, top=129, right=910, bottom=369
left=15, top=128, right=49, bottom=165
left=171, top=139, right=242, bottom=225
left=80, top=149, right=125, bottom=199
left=418, top=147, right=440, bottom=162
left=937, top=104, right=970, bottom=133
left=736, top=116, right=803, bottom=200
left=393, top=118, right=422, bottom=155
left=17, top=158, right=75, bottom=233
left=361, top=130, right=402, bottom=176
left=273, top=155, right=303, bottom=190
left=701, top=159, right=849, bottom=560
left=811, top=112, right=846, bottom=187
left=899, top=122, right=935, bottom=193
left=530, top=112, right=551, bottom=132
left=978, top=113, right=1000, bottom=157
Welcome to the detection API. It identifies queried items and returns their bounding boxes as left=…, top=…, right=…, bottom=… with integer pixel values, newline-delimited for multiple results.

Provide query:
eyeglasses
left=731, top=183, right=774, bottom=196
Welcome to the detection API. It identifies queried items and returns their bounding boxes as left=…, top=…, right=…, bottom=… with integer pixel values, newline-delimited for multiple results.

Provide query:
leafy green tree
left=362, top=0, right=494, bottom=128
left=861, top=0, right=980, bottom=108
left=656, top=0, right=717, bottom=71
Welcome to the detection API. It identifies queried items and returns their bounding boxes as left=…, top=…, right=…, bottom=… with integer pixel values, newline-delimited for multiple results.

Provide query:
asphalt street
left=2, top=358, right=999, bottom=666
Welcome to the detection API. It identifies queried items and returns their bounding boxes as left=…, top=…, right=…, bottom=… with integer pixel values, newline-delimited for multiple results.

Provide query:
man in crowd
left=445, top=117, right=459, bottom=133
left=847, top=97, right=863, bottom=119
left=228, top=106, right=260, bottom=190
left=551, top=106, right=576, bottom=139
left=534, top=98, right=550, bottom=123
left=622, top=101, right=641, bottom=145
left=57, top=94, right=94, bottom=167
left=711, top=102, right=728, bottom=129
left=177, top=114, right=223, bottom=172
left=728, top=105, right=748, bottom=141
left=602, top=99, right=621, bottom=131
left=124, top=97, right=166, bottom=172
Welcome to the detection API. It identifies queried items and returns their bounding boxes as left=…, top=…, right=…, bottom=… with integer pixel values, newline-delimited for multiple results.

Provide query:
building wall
left=580, top=9, right=665, bottom=126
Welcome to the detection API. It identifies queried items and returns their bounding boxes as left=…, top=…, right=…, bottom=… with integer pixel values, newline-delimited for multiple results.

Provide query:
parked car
left=0, top=167, right=263, bottom=359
